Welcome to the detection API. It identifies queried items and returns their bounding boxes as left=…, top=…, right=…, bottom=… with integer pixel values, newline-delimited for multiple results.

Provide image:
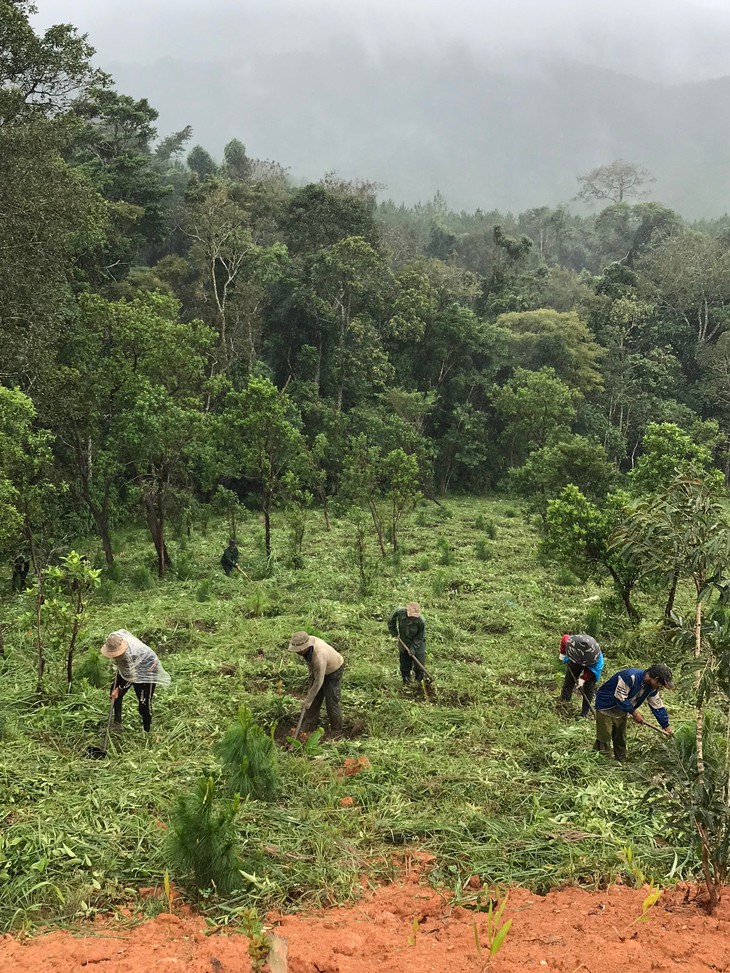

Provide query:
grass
left=0, top=497, right=699, bottom=931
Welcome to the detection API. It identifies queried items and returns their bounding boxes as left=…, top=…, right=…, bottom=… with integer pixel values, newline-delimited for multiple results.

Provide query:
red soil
left=2, top=875, right=729, bottom=973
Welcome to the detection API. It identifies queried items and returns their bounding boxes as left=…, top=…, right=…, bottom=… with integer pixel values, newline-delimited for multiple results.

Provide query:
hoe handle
left=396, top=636, right=434, bottom=685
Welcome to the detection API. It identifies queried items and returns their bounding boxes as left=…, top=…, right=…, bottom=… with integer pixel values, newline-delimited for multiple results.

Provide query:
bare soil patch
left=2, top=878, right=729, bottom=973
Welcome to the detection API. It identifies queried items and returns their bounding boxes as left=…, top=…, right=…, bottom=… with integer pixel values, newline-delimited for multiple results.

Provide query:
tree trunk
left=264, top=508, right=272, bottom=561
left=144, top=492, right=172, bottom=578
left=607, top=566, right=640, bottom=622
left=664, top=571, right=679, bottom=618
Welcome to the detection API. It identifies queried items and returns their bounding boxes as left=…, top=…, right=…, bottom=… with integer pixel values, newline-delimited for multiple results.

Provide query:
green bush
left=432, top=570, right=449, bottom=596
left=436, top=538, right=454, bottom=565
left=166, top=777, right=241, bottom=896
left=97, top=580, right=115, bottom=604
left=416, top=555, right=430, bottom=572
left=555, top=567, right=580, bottom=587
left=105, top=561, right=124, bottom=583
left=475, top=539, right=493, bottom=562
left=196, top=580, right=212, bottom=603
left=584, top=604, right=604, bottom=639
left=75, top=650, right=107, bottom=688
left=503, top=506, right=518, bottom=518
left=175, top=556, right=196, bottom=581
left=130, top=565, right=154, bottom=590
left=216, top=705, right=278, bottom=800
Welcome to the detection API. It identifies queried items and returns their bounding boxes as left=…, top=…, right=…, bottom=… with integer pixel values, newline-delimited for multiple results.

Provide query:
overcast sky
left=33, top=0, right=730, bottom=84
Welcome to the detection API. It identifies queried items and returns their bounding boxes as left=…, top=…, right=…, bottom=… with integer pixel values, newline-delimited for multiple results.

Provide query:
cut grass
left=0, top=497, right=700, bottom=930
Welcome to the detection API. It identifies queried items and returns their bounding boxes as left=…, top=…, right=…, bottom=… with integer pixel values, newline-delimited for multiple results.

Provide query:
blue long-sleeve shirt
left=595, top=668, right=669, bottom=728
left=562, top=650, right=604, bottom=682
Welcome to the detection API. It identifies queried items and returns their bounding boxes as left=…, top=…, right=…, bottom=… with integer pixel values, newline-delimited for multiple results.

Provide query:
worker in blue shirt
left=594, top=664, right=674, bottom=761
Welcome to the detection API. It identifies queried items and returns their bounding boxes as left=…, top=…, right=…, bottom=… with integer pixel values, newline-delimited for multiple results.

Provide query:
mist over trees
left=3, top=1, right=730, bottom=576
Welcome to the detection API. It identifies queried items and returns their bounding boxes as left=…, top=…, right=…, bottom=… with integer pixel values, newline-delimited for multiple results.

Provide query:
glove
left=559, top=653, right=568, bottom=662
left=577, top=677, right=586, bottom=689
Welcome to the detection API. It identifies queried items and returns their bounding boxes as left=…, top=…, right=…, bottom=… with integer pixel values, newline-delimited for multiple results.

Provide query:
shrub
left=503, top=506, right=518, bottom=518
left=554, top=567, right=580, bottom=587
left=216, top=706, right=278, bottom=800
left=484, top=519, right=498, bottom=540
left=175, top=556, right=196, bottom=581
left=416, top=555, right=430, bottom=572
left=105, top=561, right=123, bottom=583
left=97, top=580, right=115, bottom=604
left=75, top=650, right=107, bottom=688
left=130, top=566, right=154, bottom=590
left=432, top=570, right=449, bottom=596
left=436, top=538, right=454, bottom=566
left=196, top=580, right=212, bottom=603
left=166, top=777, right=241, bottom=895
left=475, top=539, right=493, bottom=562
left=584, top=604, right=604, bottom=639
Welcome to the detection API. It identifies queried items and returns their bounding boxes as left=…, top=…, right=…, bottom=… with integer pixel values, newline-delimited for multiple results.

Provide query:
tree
left=184, top=180, right=287, bottom=375
left=70, top=87, right=172, bottom=274
left=575, top=159, right=655, bottom=205
left=300, top=236, right=393, bottom=408
left=611, top=473, right=730, bottom=910
left=221, top=378, right=306, bottom=561
left=187, top=144, right=217, bottom=178
left=630, top=422, right=722, bottom=496
left=222, top=138, right=252, bottom=182
left=638, top=231, right=730, bottom=344
left=544, top=486, right=641, bottom=621
left=510, top=435, right=617, bottom=519
left=0, top=387, right=59, bottom=574
left=0, top=2, right=105, bottom=386
left=492, top=367, right=578, bottom=467
left=496, top=309, right=604, bottom=397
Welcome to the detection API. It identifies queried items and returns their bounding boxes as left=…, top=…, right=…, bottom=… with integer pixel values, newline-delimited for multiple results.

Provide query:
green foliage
left=74, top=650, right=107, bottom=688
left=544, top=486, right=640, bottom=621
left=474, top=539, right=493, bottom=562
left=130, top=565, right=154, bottom=591
left=436, top=538, right=454, bottom=565
left=629, top=422, right=723, bottom=496
left=166, top=777, right=242, bottom=895
left=196, top=580, right=212, bottom=602
left=510, top=435, right=617, bottom=517
left=584, top=605, right=604, bottom=639
left=554, top=567, right=579, bottom=587
left=216, top=706, right=278, bottom=801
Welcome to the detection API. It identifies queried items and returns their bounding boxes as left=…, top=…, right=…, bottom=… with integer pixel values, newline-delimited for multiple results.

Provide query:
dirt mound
left=2, top=879, right=729, bottom=973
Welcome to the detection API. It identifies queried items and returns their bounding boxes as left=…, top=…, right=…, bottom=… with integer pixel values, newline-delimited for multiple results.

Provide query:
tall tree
left=575, top=159, right=655, bottom=205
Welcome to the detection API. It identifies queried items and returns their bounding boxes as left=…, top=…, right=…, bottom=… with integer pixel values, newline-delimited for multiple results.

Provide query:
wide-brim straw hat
left=101, top=634, right=129, bottom=659
left=406, top=602, right=421, bottom=617
left=288, top=630, right=315, bottom=652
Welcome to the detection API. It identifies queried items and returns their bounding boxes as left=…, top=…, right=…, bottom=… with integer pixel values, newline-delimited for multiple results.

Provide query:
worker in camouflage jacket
left=388, top=602, right=426, bottom=685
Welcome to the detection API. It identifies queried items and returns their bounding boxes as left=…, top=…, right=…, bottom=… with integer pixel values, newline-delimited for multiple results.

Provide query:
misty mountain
left=106, top=48, right=730, bottom=217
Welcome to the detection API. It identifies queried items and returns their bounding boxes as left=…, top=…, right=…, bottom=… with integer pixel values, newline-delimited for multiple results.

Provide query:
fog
left=31, top=1, right=730, bottom=214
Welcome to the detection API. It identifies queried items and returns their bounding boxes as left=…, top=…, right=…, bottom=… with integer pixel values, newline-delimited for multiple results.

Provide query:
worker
left=220, top=538, right=242, bottom=576
left=101, top=630, right=171, bottom=738
left=388, top=602, right=426, bottom=686
left=558, top=633, right=604, bottom=717
left=288, top=630, right=344, bottom=734
left=594, top=663, right=674, bottom=761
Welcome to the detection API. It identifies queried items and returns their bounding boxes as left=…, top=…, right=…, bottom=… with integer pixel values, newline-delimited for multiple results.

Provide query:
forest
left=2, top=1, right=730, bottom=961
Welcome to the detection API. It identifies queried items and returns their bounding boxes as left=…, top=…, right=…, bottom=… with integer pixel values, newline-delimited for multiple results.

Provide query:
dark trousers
left=560, top=661, right=596, bottom=716
left=400, top=643, right=426, bottom=682
left=302, top=664, right=344, bottom=732
left=111, top=673, right=155, bottom=732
